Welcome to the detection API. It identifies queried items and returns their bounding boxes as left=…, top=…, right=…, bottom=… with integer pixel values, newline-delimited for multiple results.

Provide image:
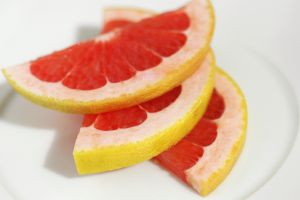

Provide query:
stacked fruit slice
left=3, top=0, right=214, bottom=113
left=2, top=0, right=247, bottom=196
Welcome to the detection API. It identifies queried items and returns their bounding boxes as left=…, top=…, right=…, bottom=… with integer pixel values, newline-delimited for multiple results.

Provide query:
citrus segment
left=155, top=139, right=205, bottom=182
left=140, top=86, right=182, bottom=113
left=3, top=0, right=215, bottom=113
left=82, top=86, right=182, bottom=131
left=154, top=69, right=247, bottom=196
left=203, top=89, right=225, bottom=120
left=73, top=53, right=215, bottom=174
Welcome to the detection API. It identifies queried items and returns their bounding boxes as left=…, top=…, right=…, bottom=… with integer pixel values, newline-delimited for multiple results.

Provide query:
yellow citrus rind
left=198, top=68, right=248, bottom=196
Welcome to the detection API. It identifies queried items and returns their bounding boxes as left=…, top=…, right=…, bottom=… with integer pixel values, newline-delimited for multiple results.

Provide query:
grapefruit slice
left=73, top=52, right=215, bottom=174
left=2, top=0, right=215, bottom=114
left=154, top=68, right=247, bottom=196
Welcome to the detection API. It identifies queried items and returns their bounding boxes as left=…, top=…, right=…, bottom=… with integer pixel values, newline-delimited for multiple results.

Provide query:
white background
left=235, top=0, right=300, bottom=199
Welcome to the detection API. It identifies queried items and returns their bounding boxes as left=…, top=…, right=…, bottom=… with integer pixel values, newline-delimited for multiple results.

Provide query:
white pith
left=4, top=0, right=212, bottom=102
left=74, top=54, right=213, bottom=150
left=185, top=72, right=246, bottom=192
left=103, top=8, right=153, bottom=24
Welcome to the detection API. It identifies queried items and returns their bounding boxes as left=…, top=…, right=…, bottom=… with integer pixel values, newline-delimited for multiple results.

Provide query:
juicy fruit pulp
left=82, top=86, right=182, bottom=130
left=154, top=89, right=224, bottom=182
left=2, top=0, right=215, bottom=114
left=31, top=11, right=190, bottom=90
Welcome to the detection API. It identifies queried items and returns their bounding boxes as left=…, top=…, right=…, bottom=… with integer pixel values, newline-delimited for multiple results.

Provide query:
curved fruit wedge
left=74, top=52, right=215, bottom=174
left=154, top=68, right=247, bottom=196
left=2, top=0, right=215, bottom=114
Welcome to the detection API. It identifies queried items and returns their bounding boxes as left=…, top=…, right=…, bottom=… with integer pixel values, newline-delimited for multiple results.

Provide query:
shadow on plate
left=0, top=83, right=14, bottom=114
left=0, top=26, right=103, bottom=178
left=44, top=114, right=83, bottom=178
left=76, top=25, right=100, bottom=42
left=0, top=86, right=73, bottom=129
left=0, top=83, right=83, bottom=177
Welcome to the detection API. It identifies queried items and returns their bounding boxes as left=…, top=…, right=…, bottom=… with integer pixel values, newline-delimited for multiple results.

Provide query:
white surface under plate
left=0, top=0, right=299, bottom=199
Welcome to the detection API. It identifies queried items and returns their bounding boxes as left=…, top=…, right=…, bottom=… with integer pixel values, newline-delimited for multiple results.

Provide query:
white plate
left=0, top=0, right=298, bottom=200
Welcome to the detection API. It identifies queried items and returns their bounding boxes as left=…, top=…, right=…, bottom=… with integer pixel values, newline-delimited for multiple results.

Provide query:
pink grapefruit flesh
left=31, top=11, right=190, bottom=87
left=3, top=0, right=215, bottom=114
left=82, top=86, right=182, bottom=131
